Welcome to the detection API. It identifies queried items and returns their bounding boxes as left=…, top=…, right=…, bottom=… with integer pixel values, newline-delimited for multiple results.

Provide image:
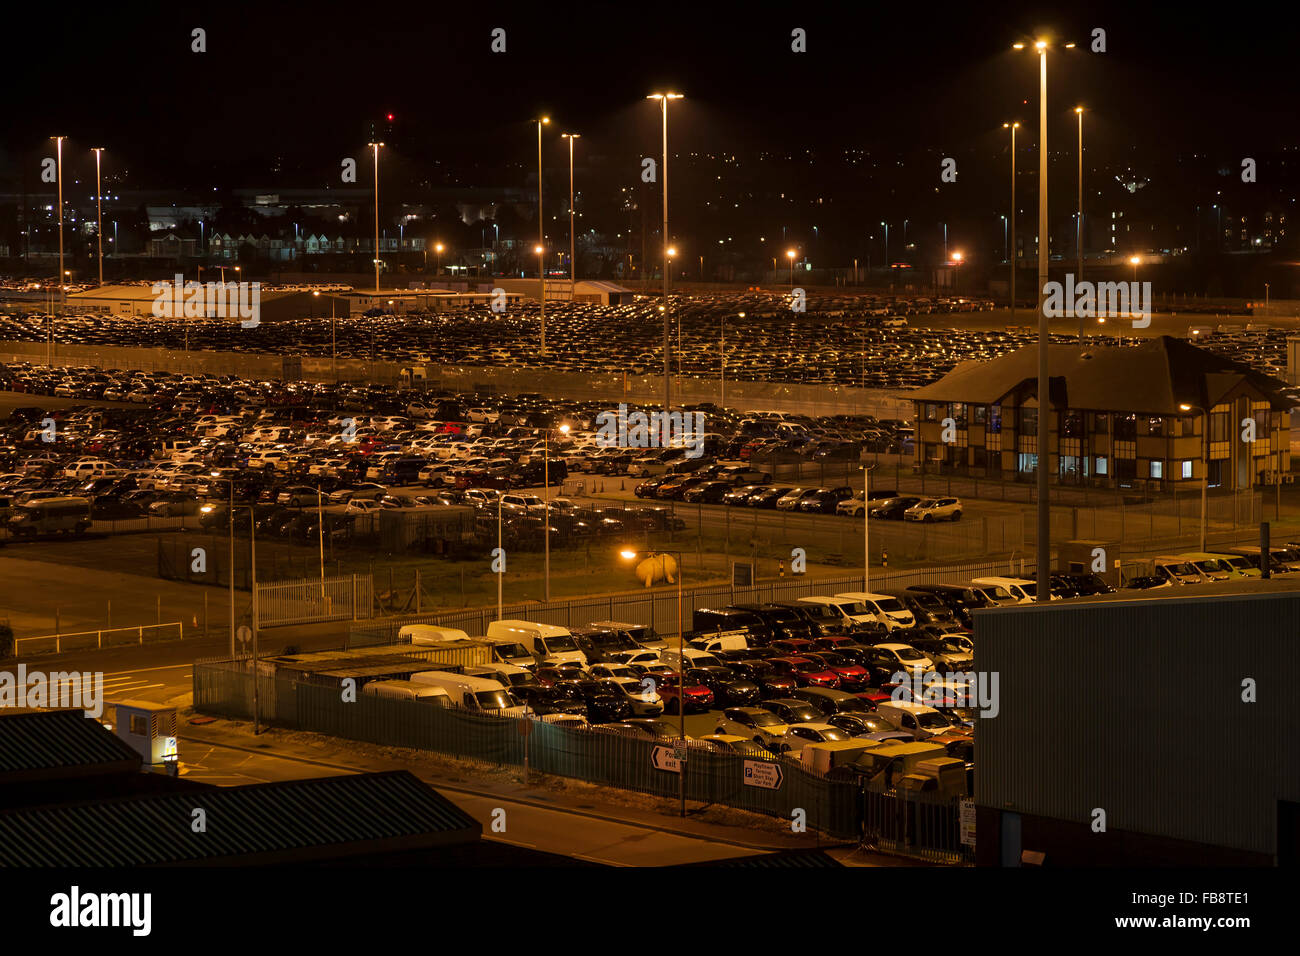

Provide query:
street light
left=1180, top=403, right=1212, bottom=552
left=561, top=132, right=580, bottom=299
left=543, top=422, right=569, bottom=603
left=368, top=140, right=384, bottom=292
left=91, top=148, right=105, bottom=288
left=880, top=221, right=888, bottom=268
left=536, top=116, right=551, bottom=354
left=51, top=136, right=65, bottom=307
left=434, top=242, right=444, bottom=276
left=1014, top=36, right=1072, bottom=603
left=1003, top=122, right=1020, bottom=324
left=649, top=92, right=683, bottom=413
left=786, top=248, right=797, bottom=288
left=951, top=251, right=964, bottom=295
left=620, top=547, right=685, bottom=817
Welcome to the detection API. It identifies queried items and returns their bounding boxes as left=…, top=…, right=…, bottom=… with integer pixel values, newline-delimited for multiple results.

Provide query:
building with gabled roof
left=908, top=336, right=1294, bottom=493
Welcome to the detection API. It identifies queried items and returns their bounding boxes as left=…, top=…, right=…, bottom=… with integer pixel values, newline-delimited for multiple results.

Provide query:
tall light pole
left=543, top=422, right=569, bottom=603
left=880, top=221, right=888, bottom=268
left=1004, top=122, right=1019, bottom=323
left=562, top=132, right=580, bottom=299
left=369, top=140, right=384, bottom=292
left=52, top=136, right=66, bottom=306
left=1015, top=37, right=1073, bottom=603
left=434, top=242, right=444, bottom=276
left=536, top=116, right=551, bottom=354
left=92, top=148, right=105, bottom=288
left=1075, top=106, right=1085, bottom=345
left=786, top=248, right=797, bottom=288
left=952, top=251, right=964, bottom=295
left=621, top=548, right=685, bottom=817
left=649, top=92, right=683, bottom=412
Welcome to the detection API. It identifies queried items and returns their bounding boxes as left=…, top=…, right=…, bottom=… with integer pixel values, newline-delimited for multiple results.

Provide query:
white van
left=659, top=648, right=722, bottom=671
left=486, top=638, right=536, bottom=668
left=1151, top=555, right=1207, bottom=586
left=834, top=592, right=915, bottom=630
left=797, top=595, right=880, bottom=629
left=688, top=632, right=749, bottom=653
left=409, top=671, right=526, bottom=715
left=970, top=576, right=1039, bottom=604
left=875, top=700, right=957, bottom=739
left=399, top=624, right=471, bottom=645
left=465, top=663, right=537, bottom=691
left=485, top=620, right=587, bottom=666
left=362, top=680, right=452, bottom=707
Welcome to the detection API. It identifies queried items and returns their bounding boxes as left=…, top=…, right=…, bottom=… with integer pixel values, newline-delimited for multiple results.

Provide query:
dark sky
left=4, top=1, right=1297, bottom=188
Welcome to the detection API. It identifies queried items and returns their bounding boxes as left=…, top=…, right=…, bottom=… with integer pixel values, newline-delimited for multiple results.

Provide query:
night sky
left=4, top=1, right=1295, bottom=189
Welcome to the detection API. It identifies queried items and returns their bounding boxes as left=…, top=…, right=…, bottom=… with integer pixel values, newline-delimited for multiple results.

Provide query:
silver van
left=8, top=496, right=92, bottom=536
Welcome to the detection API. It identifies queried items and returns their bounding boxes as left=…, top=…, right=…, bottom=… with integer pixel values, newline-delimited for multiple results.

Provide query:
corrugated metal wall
left=976, top=591, right=1300, bottom=856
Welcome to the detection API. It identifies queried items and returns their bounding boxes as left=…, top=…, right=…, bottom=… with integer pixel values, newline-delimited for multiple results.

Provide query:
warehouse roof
left=0, top=710, right=140, bottom=780
left=909, top=335, right=1294, bottom=415
left=0, top=770, right=481, bottom=866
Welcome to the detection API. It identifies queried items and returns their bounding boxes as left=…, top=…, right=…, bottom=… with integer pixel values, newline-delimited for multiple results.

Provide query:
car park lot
left=4, top=290, right=1286, bottom=391
left=0, top=363, right=923, bottom=550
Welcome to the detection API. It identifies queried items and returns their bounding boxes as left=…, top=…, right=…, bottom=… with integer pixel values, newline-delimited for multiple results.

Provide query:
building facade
left=910, top=336, right=1292, bottom=493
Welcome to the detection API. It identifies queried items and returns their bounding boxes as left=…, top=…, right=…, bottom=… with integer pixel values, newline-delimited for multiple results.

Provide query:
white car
left=881, top=317, right=908, bottom=328
left=834, top=592, right=915, bottom=630
left=873, top=642, right=934, bottom=675
left=904, top=497, right=963, bottom=522
left=345, top=498, right=381, bottom=514
left=836, top=492, right=866, bottom=518
left=600, top=678, right=664, bottom=716
left=713, top=706, right=790, bottom=749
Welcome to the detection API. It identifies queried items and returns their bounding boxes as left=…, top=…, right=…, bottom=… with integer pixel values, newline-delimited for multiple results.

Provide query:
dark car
left=771, top=599, right=845, bottom=636
left=869, top=495, right=921, bottom=520
left=691, top=607, right=764, bottom=643
left=681, top=480, right=733, bottom=504
left=571, top=625, right=643, bottom=664
left=905, top=584, right=996, bottom=629
left=684, top=666, right=761, bottom=707
left=717, top=658, right=799, bottom=698
left=790, top=686, right=874, bottom=718
left=556, top=679, right=632, bottom=723
left=745, top=486, right=794, bottom=509
left=511, top=683, right=588, bottom=717
left=827, top=712, right=914, bottom=742
left=796, top=486, right=855, bottom=514
left=759, top=698, right=823, bottom=725
left=731, top=603, right=817, bottom=641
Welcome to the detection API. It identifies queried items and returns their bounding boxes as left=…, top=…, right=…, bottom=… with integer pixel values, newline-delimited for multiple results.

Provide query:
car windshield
left=542, top=636, right=578, bottom=652
left=1162, top=562, right=1197, bottom=575
left=749, top=711, right=783, bottom=727
left=917, top=711, right=952, bottom=729
left=821, top=728, right=851, bottom=741
left=894, top=646, right=926, bottom=661
left=915, top=499, right=938, bottom=508
left=834, top=601, right=870, bottom=616
left=475, top=690, right=519, bottom=710
left=787, top=706, right=820, bottom=722
left=492, top=642, right=529, bottom=660
left=1194, top=559, right=1227, bottom=572
left=875, top=597, right=905, bottom=613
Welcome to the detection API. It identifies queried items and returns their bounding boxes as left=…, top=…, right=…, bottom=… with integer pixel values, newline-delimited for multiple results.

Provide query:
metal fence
left=192, top=661, right=868, bottom=840
left=348, top=558, right=1018, bottom=646
left=256, top=574, right=373, bottom=626
left=13, top=621, right=183, bottom=655
left=861, top=788, right=969, bottom=864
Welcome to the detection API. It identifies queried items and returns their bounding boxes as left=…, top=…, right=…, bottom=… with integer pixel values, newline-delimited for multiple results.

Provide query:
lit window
left=1181, top=460, right=1193, bottom=479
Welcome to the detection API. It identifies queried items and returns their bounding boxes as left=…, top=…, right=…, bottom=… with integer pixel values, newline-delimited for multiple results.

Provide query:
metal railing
left=13, top=621, right=184, bottom=655
left=256, top=574, right=373, bottom=626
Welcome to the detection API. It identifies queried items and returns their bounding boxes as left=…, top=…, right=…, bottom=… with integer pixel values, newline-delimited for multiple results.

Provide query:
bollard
left=882, top=548, right=889, bottom=569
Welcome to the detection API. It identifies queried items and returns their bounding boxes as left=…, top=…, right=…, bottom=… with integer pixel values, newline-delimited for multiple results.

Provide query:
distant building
left=909, top=336, right=1293, bottom=493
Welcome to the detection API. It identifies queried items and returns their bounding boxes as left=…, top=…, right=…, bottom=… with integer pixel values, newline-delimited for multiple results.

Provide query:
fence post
left=352, top=574, right=358, bottom=620
left=139, top=626, right=144, bottom=644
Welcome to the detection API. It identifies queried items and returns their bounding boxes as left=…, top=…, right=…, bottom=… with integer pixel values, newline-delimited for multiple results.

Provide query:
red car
left=770, top=638, right=816, bottom=656
left=766, top=656, right=840, bottom=689
left=813, top=635, right=857, bottom=651
left=803, top=651, right=870, bottom=691
left=654, top=671, right=715, bottom=713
